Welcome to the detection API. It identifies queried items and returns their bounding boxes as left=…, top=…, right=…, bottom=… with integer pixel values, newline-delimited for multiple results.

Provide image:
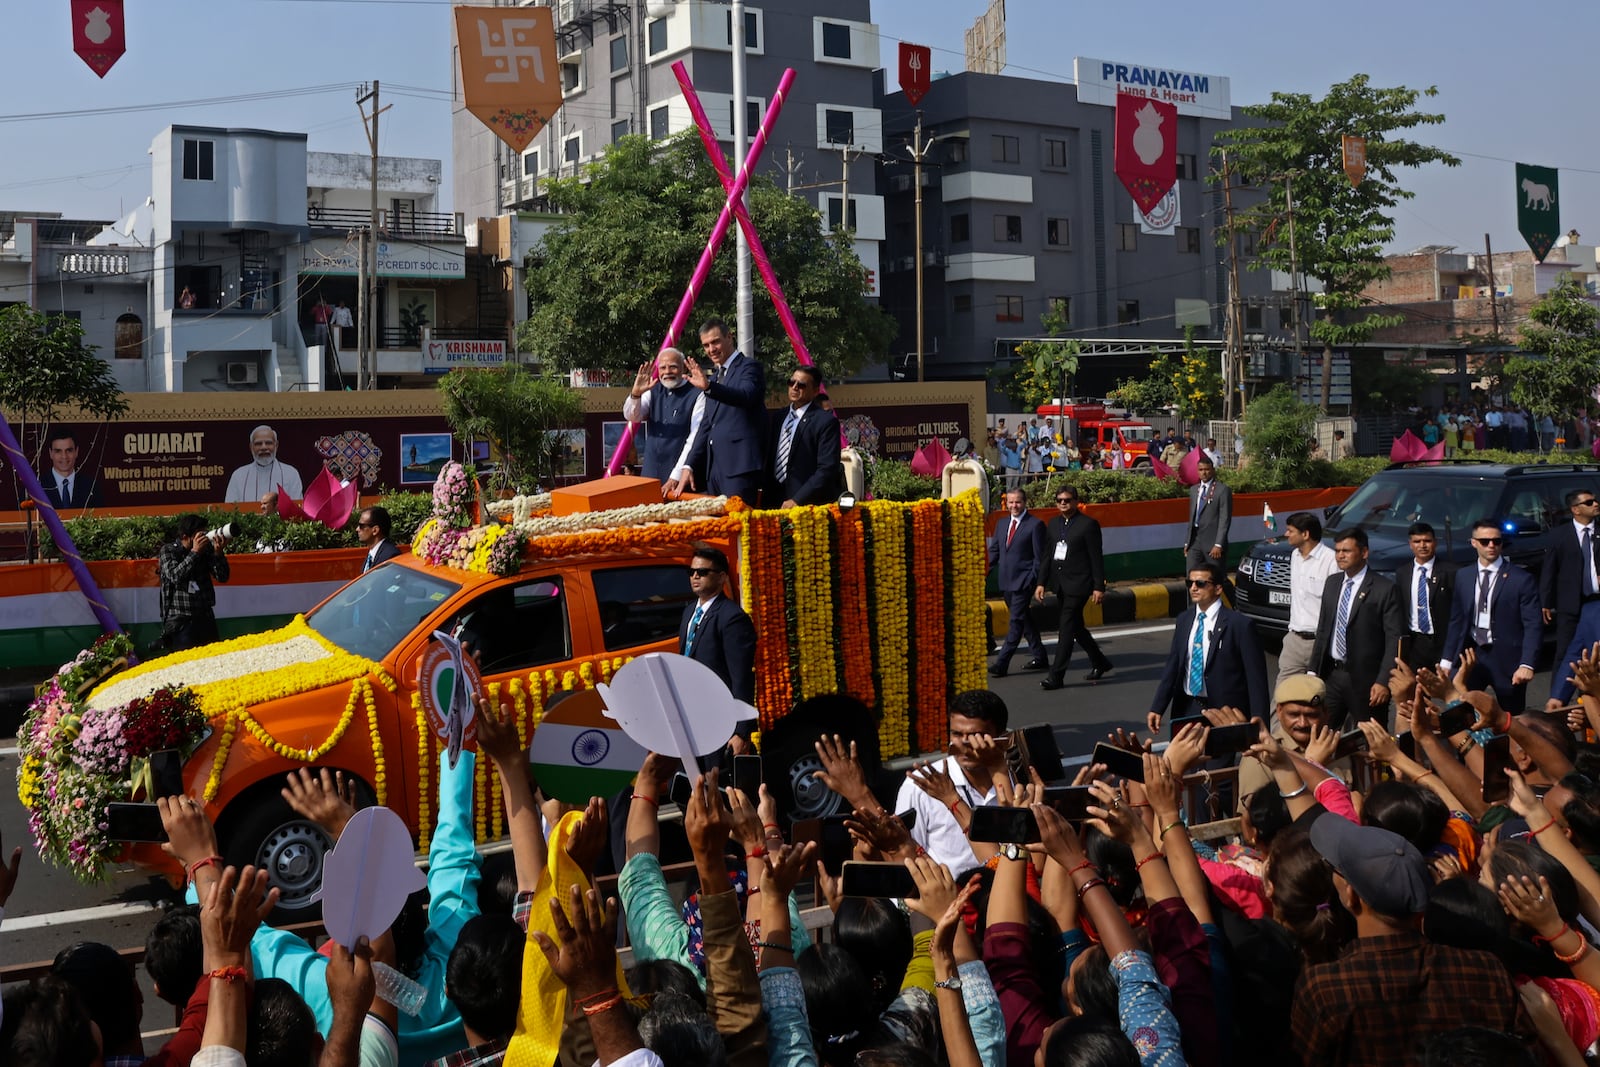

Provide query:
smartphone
left=1436, top=703, right=1475, bottom=737
left=1482, top=734, right=1513, bottom=805
left=1333, top=728, right=1370, bottom=762
left=1397, top=732, right=1417, bottom=761
left=1205, top=723, right=1260, bottom=757
left=840, top=860, right=920, bottom=899
left=148, top=749, right=185, bottom=799
left=1169, top=714, right=1204, bottom=737
left=1042, top=785, right=1095, bottom=823
left=732, top=755, right=763, bottom=805
left=966, top=804, right=1041, bottom=843
left=668, top=772, right=693, bottom=809
left=896, top=808, right=918, bottom=833
left=106, top=801, right=169, bottom=843
left=1009, top=724, right=1066, bottom=782
left=1091, top=742, right=1147, bottom=783
left=819, top=815, right=854, bottom=875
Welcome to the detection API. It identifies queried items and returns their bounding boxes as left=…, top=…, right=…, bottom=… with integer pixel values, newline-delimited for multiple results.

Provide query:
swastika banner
left=455, top=5, right=563, bottom=154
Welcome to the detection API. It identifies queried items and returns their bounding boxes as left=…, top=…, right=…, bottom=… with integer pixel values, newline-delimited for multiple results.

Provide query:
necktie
left=1473, top=568, right=1492, bottom=646
left=1415, top=565, right=1431, bottom=634
left=1007, top=518, right=1018, bottom=546
left=685, top=602, right=706, bottom=655
left=1586, top=527, right=1596, bottom=596
left=777, top=412, right=797, bottom=482
left=1333, top=578, right=1355, bottom=660
left=59, top=476, right=69, bottom=502
left=1188, top=610, right=1206, bottom=696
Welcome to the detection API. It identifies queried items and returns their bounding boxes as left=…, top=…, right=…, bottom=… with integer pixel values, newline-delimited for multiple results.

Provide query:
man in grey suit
left=1184, top=455, right=1233, bottom=571
left=987, top=488, right=1048, bottom=676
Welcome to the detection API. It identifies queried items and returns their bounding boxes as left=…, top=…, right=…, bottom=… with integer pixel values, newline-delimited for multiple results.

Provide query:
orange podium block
left=551, top=476, right=663, bottom=516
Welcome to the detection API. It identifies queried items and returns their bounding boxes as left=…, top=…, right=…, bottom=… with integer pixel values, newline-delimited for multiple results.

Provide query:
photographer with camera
left=156, top=514, right=231, bottom=652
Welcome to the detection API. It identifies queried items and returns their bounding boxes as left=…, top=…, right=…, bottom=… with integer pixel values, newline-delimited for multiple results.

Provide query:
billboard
left=1074, top=56, right=1232, bottom=120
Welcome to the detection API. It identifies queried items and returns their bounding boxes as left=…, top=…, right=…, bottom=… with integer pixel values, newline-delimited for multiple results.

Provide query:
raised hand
left=532, top=884, right=621, bottom=999
left=906, top=760, right=958, bottom=807
left=630, top=361, right=653, bottom=397
left=1145, top=752, right=1182, bottom=822
left=726, top=785, right=765, bottom=855
left=565, top=796, right=610, bottom=875
left=1105, top=727, right=1148, bottom=754
left=1571, top=643, right=1600, bottom=697
left=684, top=769, right=734, bottom=862
left=1085, top=779, right=1140, bottom=844
left=1032, top=803, right=1087, bottom=869
left=1452, top=648, right=1477, bottom=697
left=281, top=767, right=358, bottom=840
left=201, top=865, right=278, bottom=970
left=1388, top=658, right=1417, bottom=706
left=1414, top=666, right=1454, bottom=703
left=1304, top=724, right=1339, bottom=768
left=1164, top=721, right=1210, bottom=779
left=1497, top=873, right=1563, bottom=939
left=844, top=806, right=913, bottom=861
left=475, top=694, right=529, bottom=768
left=1203, top=705, right=1248, bottom=727
left=812, top=735, right=876, bottom=811
left=904, top=855, right=961, bottom=921
left=1357, top=720, right=1401, bottom=765
left=759, top=841, right=818, bottom=899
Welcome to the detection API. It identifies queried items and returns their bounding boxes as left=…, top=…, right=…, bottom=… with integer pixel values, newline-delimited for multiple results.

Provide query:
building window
left=726, top=100, right=760, bottom=135
left=993, top=214, right=1022, bottom=243
left=953, top=294, right=973, bottom=315
left=1117, top=300, right=1140, bottom=325
left=950, top=214, right=970, bottom=243
left=649, top=106, right=670, bottom=140
left=821, top=22, right=851, bottom=58
left=647, top=17, right=668, bottom=55
left=564, top=135, right=581, bottom=165
left=725, top=10, right=758, bottom=48
left=610, top=36, right=628, bottom=72
left=561, top=58, right=582, bottom=94
left=827, top=197, right=858, bottom=231
left=1044, top=137, right=1068, bottom=169
left=947, top=139, right=968, bottom=164
left=1047, top=297, right=1071, bottom=324
left=1279, top=304, right=1294, bottom=330
left=996, top=296, right=1024, bottom=322
left=611, top=119, right=630, bottom=143
left=1177, top=154, right=1198, bottom=182
left=824, top=108, right=854, bottom=145
left=1117, top=224, right=1139, bottom=252
left=522, top=150, right=539, bottom=176
left=991, top=134, right=1019, bottom=163
left=182, top=139, right=214, bottom=182
left=1046, top=217, right=1070, bottom=247
left=1177, top=226, right=1200, bottom=253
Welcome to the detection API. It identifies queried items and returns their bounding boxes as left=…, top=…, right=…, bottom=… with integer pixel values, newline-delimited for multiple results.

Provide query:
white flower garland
left=507, top=496, right=732, bottom=539
left=484, top=492, right=554, bottom=524
left=87, top=636, right=332, bottom=711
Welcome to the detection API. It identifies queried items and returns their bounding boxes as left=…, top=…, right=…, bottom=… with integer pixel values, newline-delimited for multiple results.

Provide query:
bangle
left=1456, top=737, right=1476, bottom=758
left=1534, top=924, right=1574, bottom=946
left=631, top=793, right=659, bottom=806
left=1135, top=852, right=1164, bottom=872
left=1075, top=877, right=1107, bottom=900
left=1530, top=819, right=1559, bottom=838
left=580, top=994, right=625, bottom=1017
left=745, top=886, right=761, bottom=896
left=747, top=847, right=767, bottom=859
left=1413, top=770, right=1437, bottom=784
left=1159, top=820, right=1186, bottom=839
left=1557, top=938, right=1592, bottom=966
left=187, top=855, right=223, bottom=884
left=207, top=965, right=249, bottom=984
left=1279, top=782, right=1309, bottom=800
left=1067, top=859, right=1096, bottom=877
left=756, top=939, right=793, bottom=953
left=576, top=988, right=620, bottom=1007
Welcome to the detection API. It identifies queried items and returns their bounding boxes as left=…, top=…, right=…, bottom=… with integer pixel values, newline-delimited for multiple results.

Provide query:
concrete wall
left=153, top=126, right=308, bottom=237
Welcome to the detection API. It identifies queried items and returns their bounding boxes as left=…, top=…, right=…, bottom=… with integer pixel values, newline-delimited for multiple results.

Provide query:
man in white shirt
left=224, top=425, right=303, bottom=503
left=896, top=690, right=1011, bottom=875
left=1395, top=522, right=1457, bottom=673
left=1278, top=511, right=1341, bottom=689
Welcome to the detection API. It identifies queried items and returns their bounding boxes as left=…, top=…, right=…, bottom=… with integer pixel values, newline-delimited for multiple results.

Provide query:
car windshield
left=305, top=565, right=461, bottom=662
left=1326, top=473, right=1502, bottom=538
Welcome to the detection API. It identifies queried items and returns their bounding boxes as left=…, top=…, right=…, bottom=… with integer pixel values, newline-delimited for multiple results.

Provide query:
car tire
left=761, top=704, right=884, bottom=825
left=217, top=773, right=375, bottom=921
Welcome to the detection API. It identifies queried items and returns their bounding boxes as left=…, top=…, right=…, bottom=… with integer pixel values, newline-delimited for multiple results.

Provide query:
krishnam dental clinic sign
left=1074, top=57, right=1231, bottom=120
left=424, top=339, right=506, bottom=374
left=301, top=237, right=465, bottom=280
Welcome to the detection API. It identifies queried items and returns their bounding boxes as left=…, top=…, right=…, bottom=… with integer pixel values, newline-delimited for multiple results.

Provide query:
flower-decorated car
left=17, top=465, right=988, bottom=915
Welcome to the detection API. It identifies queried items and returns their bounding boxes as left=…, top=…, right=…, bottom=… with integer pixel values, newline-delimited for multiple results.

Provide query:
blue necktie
left=685, top=602, right=705, bottom=655
left=1187, top=609, right=1206, bottom=696
left=1333, top=579, right=1355, bottom=660
left=1415, top=565, right=1431, bottom=635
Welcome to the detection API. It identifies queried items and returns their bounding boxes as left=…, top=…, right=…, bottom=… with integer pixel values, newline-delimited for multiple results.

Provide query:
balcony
left=308, top=206, right=464, bottom=239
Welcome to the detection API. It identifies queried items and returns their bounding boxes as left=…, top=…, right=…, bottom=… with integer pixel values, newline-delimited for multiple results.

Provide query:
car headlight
left=1237, top=557, right=1254, bottom=577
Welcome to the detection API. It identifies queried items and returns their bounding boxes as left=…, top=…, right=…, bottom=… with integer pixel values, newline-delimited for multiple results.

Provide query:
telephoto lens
left=205, top=522, right=236, bottom=544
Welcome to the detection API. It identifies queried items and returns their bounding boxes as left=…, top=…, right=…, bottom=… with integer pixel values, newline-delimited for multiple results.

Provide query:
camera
left=205, top=522, right=237, bottom=544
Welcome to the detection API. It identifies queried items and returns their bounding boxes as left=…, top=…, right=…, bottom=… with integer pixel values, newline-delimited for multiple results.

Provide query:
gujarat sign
left=455, top=6, right=562, bottom=154
left=1516, top=162, right=1560, bottom=263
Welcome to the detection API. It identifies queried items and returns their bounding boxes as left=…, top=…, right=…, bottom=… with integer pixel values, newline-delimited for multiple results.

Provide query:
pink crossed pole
left=603, top=67, right=799, bottom=477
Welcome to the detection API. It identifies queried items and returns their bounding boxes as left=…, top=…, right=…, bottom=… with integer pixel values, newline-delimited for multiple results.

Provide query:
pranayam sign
left=1074, top=56, right=1231, bottom=120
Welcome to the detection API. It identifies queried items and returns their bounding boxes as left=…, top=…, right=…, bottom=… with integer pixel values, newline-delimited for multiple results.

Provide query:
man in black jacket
left=1540, top=487, right=1600, bottom=666
left=1146, top=561, right=1268, bottom=732
left=1309, top=528, right=1406, bottom=728
left=680, top=541, right=757, bottom=750
left=1034, top=486, right=1113, bottom=690
left=763, top=365, right=842, bottom=507
left=1393, top=521, right=1457, bottom=672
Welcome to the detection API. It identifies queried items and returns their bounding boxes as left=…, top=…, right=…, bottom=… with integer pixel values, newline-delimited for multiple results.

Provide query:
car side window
left=1507, top=488, right=1551, bottom=529
left=592, top=564, right=696, bottom=651
left=450, top=576, right=571, bottom=674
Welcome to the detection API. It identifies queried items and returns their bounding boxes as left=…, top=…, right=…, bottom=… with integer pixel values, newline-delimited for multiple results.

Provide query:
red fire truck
left=1034, top=402, right=1156, bottom=468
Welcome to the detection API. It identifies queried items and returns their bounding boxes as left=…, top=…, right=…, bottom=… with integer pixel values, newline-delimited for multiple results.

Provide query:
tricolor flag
left=528, top=689, right=647, bottom=803
left=1263, top=503, right=1276, bottom=533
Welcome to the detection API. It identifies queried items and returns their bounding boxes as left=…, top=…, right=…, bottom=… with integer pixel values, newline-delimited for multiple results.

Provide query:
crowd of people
left=1407, top=403, right=1600, bottom=457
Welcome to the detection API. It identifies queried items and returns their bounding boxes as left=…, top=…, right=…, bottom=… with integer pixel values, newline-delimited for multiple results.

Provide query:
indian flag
left=528, top=689, right=647, bottom=803
left=1263, top=503, right=1276, bottom=533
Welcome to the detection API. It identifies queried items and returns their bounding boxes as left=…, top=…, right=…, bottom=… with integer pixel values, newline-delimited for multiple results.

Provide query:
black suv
left=1235, top=460, right=1600, bottom=634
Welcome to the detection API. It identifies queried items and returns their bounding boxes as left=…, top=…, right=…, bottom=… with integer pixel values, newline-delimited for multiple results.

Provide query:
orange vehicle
left=58, top=485, right=986, bottom=915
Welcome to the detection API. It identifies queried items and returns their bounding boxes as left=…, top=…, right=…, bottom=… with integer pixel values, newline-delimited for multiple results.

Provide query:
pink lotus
left=1177, top=448, right=1201, bottom=486
left=1390, top=431, right=1427, bottom=463
left=277, top=465, right=360, bottom=529
left=910, top=438, right=952, bottom=478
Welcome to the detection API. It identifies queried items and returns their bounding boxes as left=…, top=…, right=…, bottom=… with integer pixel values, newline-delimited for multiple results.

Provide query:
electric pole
left=905, top=114, right=940, bottom=383
left=1285, top=170, right=1304, bottom=366
left=1484, top=232, right=1500, bottom=336
left=784, top=144, right=801, bottom=197
left=357, top=81, right=389, bottom=391
left=731, top=0, right=753, bottom=359
left=1220, top=151, right=1245, bottom=422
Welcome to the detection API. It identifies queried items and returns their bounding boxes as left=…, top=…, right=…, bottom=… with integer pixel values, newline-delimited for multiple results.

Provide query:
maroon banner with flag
left=899, top=42, right=931, bottom=107
left=71, top=0, right=126, bottom=78
left=1113, top=91, right=1177, bottom=215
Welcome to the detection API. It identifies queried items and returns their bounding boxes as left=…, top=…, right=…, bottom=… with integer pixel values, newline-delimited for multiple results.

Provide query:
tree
left=438, top=367, right=585, bottom=494
left=519, top=133, right=897, bottom=385
left=1214, top=75, right=1460, bottom=409
left=1242, top=384, right=1319, bottom=485
left=1351, top=350, right=1434, bottom=414
left=1106, top=355, right=1179, bottom=417
left=1010, top=302, right=1079, bottom=410
left=0, top=304, right=128, bottom=471
left=1105, top=331, right=1220, bottom=419
left=1504, top=276, right=1600, bottom=421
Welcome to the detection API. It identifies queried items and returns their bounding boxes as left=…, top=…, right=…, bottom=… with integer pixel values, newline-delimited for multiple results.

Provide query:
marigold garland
left=414, top=692, right=432, bottom=850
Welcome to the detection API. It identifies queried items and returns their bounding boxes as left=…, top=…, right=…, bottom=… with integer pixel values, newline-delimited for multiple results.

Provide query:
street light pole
left=730, top=0, right=753, bottom=359
left=905, top=114, right=939, bottom=382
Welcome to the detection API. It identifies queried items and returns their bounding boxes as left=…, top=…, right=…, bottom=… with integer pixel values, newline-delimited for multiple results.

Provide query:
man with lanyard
left=1440, top=518, right=1541, bottom=713
left=679, top=541, right=756, bottom=753
left=1395, top=522, right=1456, bottom=675
left=623, top=348, right=702, bottom=483
left=1540, top=488, right=1600, bottom=669
left=1277, top=511, right=1341, bottom=691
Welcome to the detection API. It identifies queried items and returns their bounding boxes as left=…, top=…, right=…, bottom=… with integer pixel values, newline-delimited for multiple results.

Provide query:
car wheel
left=218, top=776, right=371, bottom=920
left=761, top=704, right=884, bottom=824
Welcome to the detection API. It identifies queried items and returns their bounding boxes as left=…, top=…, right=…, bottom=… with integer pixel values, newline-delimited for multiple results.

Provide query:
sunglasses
left=687, top=566, right=723, bottom=578
left=787, top=379, right=812, bottom=388
left=1578, top=500, right=1599, bottom=508
left=1186, top=578, right=1215, bottom=588
left=1473, top=537, right=1504, bottom=546
left=1056, top=497, right=1077, bottom=505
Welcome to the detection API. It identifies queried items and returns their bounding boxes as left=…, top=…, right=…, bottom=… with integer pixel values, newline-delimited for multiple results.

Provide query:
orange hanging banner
left=1342, top=134, right=1367, bottom=187
left=454, top=5, right=563, bottom=154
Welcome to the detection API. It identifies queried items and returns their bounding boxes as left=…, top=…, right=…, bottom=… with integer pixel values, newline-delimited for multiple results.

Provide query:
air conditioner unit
left=557, top=0, right=578, bottom=26
left=226, top=362, right=259, bottom=386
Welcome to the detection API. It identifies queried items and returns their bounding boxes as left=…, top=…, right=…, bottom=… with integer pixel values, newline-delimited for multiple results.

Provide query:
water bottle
left=372, top=961, right=426, bottom=1016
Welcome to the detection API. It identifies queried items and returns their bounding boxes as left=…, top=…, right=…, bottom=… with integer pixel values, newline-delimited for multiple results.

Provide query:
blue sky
left=8, top=0, right=1595, bottom=259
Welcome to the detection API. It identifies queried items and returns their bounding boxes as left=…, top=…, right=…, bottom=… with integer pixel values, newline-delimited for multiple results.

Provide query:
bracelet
left=207, top=965, right=249, bottom=984
left=1279, top=782, right=1309, bottom=800
left=1067, top=859, right=1096, bottom=877
left=1530, top=819, right=1559, bottom=838
left=756, top=939, right=793, bottom=953
left=1413, top=770, right=1437, bottom=784
left=762, top=822, right=782, bottom=833
left=1130, top=802, right=1151, bottom=809
left=187, top=855, right=224, bottom=884
left=1534, top=924, right=1574, bottom=947
left=1075, top=877, right=1108, bottom=900
left=631, top=793, right=659, bottom=806
left=575, top=988, right=620, bottom=1007
left=745, top=886, right=761, bottom=896
left=949, top=799, right=965, bottom=815
left=580, top=994, right=625, bottom=1017
left=747, top=847, right=767, bottom=859
left=1456, top=737, right=1476, bottom=758
left=1135, top=852, right=1164, bottom=872
left=1557, top=938, right=1592, bottom=966
left=1159, top=820, right=1186, bottom=839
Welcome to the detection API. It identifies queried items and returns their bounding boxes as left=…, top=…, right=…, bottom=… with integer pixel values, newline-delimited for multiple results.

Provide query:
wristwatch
left=999, top=842, right=1027, bottom=862
left=934, top=975, right=964, bottom=991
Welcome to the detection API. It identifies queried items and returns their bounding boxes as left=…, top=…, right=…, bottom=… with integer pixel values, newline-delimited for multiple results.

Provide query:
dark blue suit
left=1150, top=603, right=1270, bottom=721
left=684, top=351, right=767, bottom=506
left=1441, top=560, right=1542, bottom=712
left=680, top=594, right=757, bottom=735
left=987, top=510, right=1047, bottom=669
left=765, top=404, right=842, bottom=507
